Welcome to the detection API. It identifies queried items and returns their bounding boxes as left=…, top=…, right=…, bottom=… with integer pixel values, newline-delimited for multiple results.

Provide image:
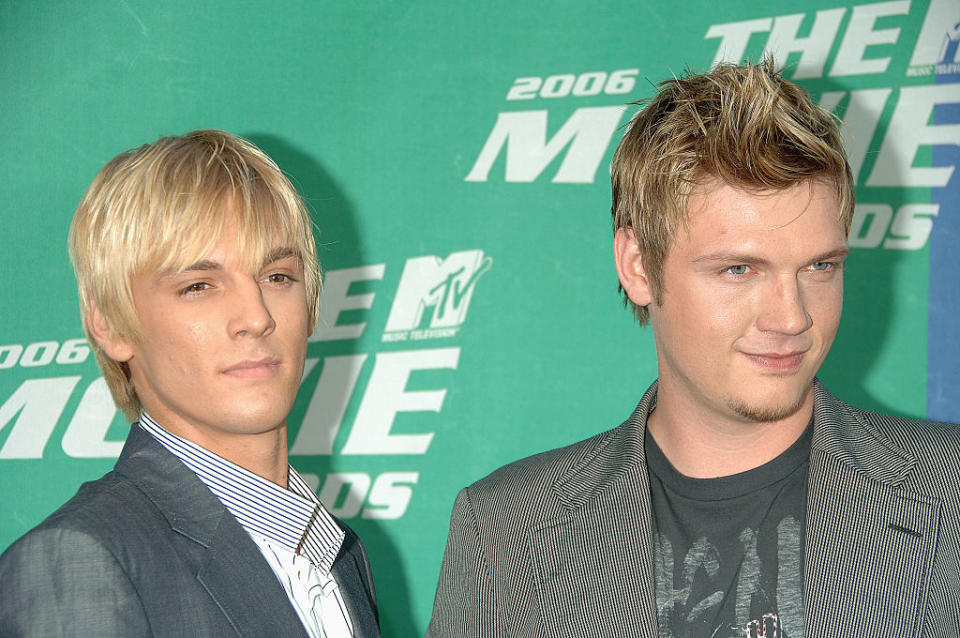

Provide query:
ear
left=614, top=227, right=654, bottom=308
left=87, top=300, right=135, bottom=363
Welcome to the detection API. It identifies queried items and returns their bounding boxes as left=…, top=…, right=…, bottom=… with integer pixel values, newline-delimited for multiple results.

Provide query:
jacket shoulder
left=834, top=397, right=960, bottom=453
left=36, top=470, right=162, bottom=540
left=1, top=468, right=170, bottom=577
left=483, top=423, right=616, bottom=481
left=461, top=418, right=633, bottom=527
left=0, top=472, right=154, bottom=637
left=819, top=388, right=960, bottom=499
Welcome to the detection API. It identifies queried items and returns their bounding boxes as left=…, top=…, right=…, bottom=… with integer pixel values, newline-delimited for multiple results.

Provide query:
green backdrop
left=2, top=1, right=959, bottom=634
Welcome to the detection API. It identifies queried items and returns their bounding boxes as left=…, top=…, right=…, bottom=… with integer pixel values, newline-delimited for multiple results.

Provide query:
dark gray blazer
left=0, top=425, right=380, bottom=638
left=428, top=380, right=960, bottom=637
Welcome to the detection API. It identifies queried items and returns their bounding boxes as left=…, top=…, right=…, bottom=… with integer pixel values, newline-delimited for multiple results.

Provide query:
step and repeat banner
left=2, top=1, right=958, bottom=634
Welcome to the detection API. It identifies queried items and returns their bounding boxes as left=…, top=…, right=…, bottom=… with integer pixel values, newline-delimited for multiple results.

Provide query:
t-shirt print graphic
left=711, top=612, right=785, bottom=638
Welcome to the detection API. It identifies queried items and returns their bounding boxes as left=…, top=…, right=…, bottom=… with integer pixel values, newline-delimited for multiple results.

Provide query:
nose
left=756, top=275, right=812, bottom=335
left=227, top=278, right=276, bottom=338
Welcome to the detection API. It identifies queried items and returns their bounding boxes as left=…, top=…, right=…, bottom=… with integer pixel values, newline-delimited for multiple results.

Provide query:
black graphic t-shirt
left=645, top=421, right=811, bottom=638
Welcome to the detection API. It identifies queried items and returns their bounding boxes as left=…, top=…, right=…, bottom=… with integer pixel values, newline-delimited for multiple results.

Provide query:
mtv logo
left=910, top=0, right=960, bottom=67
left=383, top=250, right=492, bottom=341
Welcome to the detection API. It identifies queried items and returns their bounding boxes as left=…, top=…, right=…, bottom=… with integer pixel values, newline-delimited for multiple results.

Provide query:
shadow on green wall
left=812, top=74, right=921, bottom=420
left=244, top=133, right=418, bottom=637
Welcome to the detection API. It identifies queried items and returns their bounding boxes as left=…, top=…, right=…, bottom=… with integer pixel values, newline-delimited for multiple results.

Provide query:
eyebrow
left=169, top=247, right=301, bottom=277
left=177, top=259, right=222, bottom=274
left=692, top=246, right=850, bottom=266
left=261, top=247, right=300, bottom=268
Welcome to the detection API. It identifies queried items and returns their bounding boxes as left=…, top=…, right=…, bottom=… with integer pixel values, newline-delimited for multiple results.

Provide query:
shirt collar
left=137, top=413, right=344, bottom=575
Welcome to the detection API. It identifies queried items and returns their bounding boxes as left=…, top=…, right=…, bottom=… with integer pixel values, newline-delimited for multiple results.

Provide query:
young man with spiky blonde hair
left=428, top=61, right=960, bottom=637
left=0, top=130, right=380, bottom=637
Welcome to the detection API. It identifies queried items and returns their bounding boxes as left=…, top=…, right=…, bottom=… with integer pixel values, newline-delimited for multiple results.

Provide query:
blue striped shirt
left=138, top=413, right=344, bottom=576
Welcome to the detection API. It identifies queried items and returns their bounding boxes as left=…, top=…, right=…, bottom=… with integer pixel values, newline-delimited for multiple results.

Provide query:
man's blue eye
left=726, top=265, right=749, bottom=275
left=811, top=261, right=831, bottom=271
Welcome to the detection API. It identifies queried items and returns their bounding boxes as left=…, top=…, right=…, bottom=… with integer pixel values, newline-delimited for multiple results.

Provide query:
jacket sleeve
left=0, top=526, right=151, bottom=637
left=426, top=487, right=502, bottom=638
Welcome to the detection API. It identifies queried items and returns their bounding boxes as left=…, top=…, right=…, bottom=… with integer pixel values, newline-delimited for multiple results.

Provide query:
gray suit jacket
left=0, top=425, right=380, bottom=638
left=428, top=380, right=960, bottom=637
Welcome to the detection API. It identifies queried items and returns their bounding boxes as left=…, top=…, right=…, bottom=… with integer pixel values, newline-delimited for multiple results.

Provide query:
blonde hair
left=69, top=130, right=321, bottom=421
left=611, top=59, right=854, bottom=324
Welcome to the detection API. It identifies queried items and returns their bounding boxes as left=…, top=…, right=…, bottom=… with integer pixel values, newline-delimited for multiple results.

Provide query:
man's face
left=638, top=180, right=847, bottom=424
left=106, top=219, right=310, bottom=452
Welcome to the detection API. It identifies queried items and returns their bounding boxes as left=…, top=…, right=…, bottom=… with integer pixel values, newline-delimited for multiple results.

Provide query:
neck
left=211, top=429, right=290, bottom=487
left=647, top=383, right=813, bottom=479
left=149, top=414, right=290, bottom=487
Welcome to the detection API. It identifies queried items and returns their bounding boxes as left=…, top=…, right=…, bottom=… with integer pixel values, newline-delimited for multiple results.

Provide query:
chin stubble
left=726, top=393, right=806, bottom=423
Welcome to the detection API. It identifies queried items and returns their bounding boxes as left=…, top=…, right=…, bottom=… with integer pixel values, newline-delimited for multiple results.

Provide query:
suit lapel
left=330, top=527, right=379, bottom=638
left=192, top=515, right=310, bottom=638
left=804, top=382, right=941, bottom=637
left=115, top=426, right=309, bottom=638
left=529, top=388, right=659, bottom=638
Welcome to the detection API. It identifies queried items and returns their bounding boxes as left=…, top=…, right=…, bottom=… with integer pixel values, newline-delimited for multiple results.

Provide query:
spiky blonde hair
left=611, top=59, right=854, bottom=324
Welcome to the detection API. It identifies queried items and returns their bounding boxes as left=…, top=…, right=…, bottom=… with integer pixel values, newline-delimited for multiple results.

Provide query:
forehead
left=145, top=211, right=298, bottom=278
left=676, top=180, right=846, bottom=256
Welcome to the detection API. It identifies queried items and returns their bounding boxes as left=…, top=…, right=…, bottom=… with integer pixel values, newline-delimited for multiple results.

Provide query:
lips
left=742, top=350, right=808, bottom=372
left=221, top=357, right=281, bottom=379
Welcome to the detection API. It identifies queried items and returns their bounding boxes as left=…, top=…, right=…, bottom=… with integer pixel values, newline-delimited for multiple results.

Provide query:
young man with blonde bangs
left=0, top=131, right=380, bottom=637
left=428, top=62, right=960, bottom=637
